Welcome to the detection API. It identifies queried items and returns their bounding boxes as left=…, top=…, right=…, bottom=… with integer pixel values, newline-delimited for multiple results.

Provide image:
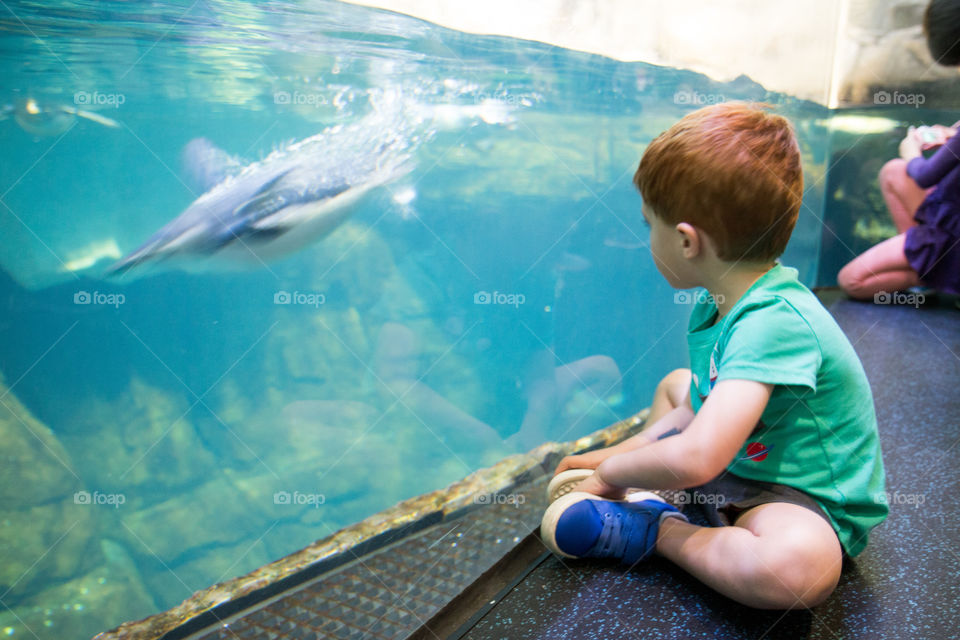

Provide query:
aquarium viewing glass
left=0, top=0, right=924, bottom=637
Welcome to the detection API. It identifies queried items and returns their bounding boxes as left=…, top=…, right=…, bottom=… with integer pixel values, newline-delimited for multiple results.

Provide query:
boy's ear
left=675, top=222, right=702, bottom=258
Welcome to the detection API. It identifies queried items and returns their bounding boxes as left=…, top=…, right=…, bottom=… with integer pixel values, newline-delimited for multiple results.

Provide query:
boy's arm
left=578, top=379, right=771, bottom=496
left=555, top=392, right=695, bottom=474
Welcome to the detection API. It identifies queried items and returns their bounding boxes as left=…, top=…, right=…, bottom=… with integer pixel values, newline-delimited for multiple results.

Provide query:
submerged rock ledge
left=94, top=409, right=647, bottom=640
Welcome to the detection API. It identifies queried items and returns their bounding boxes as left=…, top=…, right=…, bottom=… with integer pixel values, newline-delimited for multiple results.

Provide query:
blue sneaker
left=541, top=491, right=687, bottom=564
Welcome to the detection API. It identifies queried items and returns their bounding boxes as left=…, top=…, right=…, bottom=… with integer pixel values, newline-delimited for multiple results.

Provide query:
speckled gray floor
left=463, top=298, right=960, bottom=640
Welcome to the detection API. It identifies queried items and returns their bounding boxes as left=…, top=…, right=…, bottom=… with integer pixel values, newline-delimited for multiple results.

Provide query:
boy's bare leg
left=656, top=502, right=842, bottom=609
left=647, top=368, right=691, bottom=425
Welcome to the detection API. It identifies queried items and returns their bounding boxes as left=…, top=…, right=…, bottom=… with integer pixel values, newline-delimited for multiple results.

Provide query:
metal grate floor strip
left=193, top=479, right=550, bottom=640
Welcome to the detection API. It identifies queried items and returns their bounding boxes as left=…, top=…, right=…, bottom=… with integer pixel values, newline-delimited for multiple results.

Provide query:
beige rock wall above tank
left=836, top=0, right=960, bottom=106
left=345, top=0, right=960, bottom=108
left=345, top=0, right=841, bottom=104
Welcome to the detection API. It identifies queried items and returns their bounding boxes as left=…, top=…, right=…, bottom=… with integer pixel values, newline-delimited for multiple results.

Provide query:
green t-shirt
left=686, top=263, right=888, bottom=556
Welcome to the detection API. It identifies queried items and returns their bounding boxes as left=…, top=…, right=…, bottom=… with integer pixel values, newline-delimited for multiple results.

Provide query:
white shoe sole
left=547, top=469, right=661, bottom=503
left=546, top=469, right=594, bottom=502
left=540, top=490, right=668, bottom=559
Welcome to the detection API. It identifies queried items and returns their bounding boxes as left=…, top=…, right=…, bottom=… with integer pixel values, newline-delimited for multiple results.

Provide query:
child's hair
left=925, top=0, right=960, bottom=65
left=633, top=102, right=803, bottom=263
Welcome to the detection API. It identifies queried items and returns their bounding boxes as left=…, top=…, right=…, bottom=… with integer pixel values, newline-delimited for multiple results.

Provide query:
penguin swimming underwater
left=0, top=97, right=120, bottom=136
left=108, top=108, right=416, bottom=276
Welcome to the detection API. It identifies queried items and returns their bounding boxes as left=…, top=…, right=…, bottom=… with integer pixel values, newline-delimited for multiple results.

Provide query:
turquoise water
left=0, top=1, right=833, bottom=637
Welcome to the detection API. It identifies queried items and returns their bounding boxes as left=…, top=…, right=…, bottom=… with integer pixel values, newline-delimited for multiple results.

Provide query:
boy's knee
left=656, top=368, right=691, bottom=403
left=658, top=368, right=690, bottom=388
left=747, top=543, right=841, bottom=609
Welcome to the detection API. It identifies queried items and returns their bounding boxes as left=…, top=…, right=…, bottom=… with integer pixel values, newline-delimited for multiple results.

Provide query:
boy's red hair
left=633, top=103, right=803, bottom=262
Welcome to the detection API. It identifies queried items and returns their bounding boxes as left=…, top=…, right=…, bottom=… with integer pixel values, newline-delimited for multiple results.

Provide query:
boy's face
left=642, top=207, right=698, bottom=289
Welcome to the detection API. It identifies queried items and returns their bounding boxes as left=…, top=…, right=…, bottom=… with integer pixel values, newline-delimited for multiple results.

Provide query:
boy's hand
left=554, top=431, right=659, bottom=476
left=574, top=472, right=628, bottom=500
left=555, top=450, right=610, bottom=475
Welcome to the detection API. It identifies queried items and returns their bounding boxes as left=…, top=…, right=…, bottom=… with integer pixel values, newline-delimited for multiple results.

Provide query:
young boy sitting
left=541, top=103, right=888, bottom=610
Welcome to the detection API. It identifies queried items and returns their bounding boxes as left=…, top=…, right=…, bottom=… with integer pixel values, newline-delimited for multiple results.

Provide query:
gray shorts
left=685, top=471, right=832, bottom=529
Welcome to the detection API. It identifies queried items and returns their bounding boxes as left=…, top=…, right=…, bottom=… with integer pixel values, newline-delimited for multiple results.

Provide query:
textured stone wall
left=347, top=0, right=960, bottom=108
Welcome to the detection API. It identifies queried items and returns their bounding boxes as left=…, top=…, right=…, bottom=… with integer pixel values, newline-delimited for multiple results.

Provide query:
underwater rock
left=280, top=398, right=380, bottom=437
left=222, top=391, right=505, bottom=563
left=119, top=476, right=263, bottom=565
left=253, top=399, right=400, bottom=501
left=94, top=411, right=649, bottom=640
left=360, top=294, right=508, bottom=467
left=0, top=378, right=99, bottom=601
left=258, top=224, right=400, bottom=404
left=259, top=220, right=494, bottom=462
left=221, top=395, right=500, bottom=563
left=222, top=398, right=389, bottom=517
left=260, top=521, right=339, bottom=561
left=261, top=303, right=371, bottom=410
left=142, top=537, right=272, bottom=611
left=194, top=377, right=262, bottom=465
left=285, top=220, right=397, bottom=311
left=60, top=376, right=217, bottom=497
left=222, top=379, right=386, bottom=468
left=0, top=550, right=156, bottom=640
left=0, top=498, right=101, bottom=601
left=224, top=463, right=398, bottom=565
left=369, top=261, right=434, bottom=323
left=369, top=322, right=505, bottom=458
left=0, top=378, right=80, bottom=507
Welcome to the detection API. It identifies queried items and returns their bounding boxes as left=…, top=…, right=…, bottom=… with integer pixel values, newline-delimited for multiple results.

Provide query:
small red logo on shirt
left=743, top=442, right=771, bottom=461
left=709, top=353, right=718, bottom=390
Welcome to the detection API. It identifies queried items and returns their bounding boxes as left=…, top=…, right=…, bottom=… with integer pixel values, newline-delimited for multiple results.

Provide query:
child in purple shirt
left=902, top=130, right=960, bottom=293
left=839, top=126, right=960, bottom=298
left=839, top=0, right=960, bottom=299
